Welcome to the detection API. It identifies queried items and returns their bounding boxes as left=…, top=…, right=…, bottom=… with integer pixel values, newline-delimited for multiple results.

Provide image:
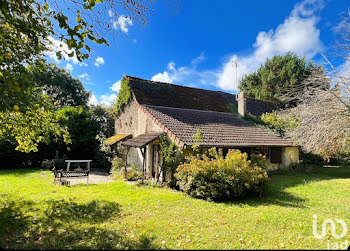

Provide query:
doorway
left=152, top=144, right=160, bottom=179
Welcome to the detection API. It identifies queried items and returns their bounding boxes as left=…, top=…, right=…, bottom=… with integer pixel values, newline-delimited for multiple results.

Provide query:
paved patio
left=63, top=169, right=113, bottom=185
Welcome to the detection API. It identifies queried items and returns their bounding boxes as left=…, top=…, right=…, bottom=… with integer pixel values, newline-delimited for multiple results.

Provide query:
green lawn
left=1, top=167, right=350, bottom=249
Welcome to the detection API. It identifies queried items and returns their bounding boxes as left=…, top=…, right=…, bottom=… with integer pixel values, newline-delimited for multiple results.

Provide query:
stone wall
left=115, top=100, right=163, bottom=173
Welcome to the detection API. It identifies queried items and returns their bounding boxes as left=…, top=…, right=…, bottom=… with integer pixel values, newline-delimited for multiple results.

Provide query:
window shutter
left=270, top=147, right=282, bottom=163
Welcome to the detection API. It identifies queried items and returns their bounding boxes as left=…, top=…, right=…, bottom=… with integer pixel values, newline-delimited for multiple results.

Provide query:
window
left=270, top=147, right=282, bottom=163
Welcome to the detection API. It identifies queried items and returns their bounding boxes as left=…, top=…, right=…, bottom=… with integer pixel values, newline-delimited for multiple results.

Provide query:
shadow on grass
left=0, top=197, right=34, bottom=249
left=229, top=166, right=350, bottom=208
left=0, top=198, right=158, bottom=250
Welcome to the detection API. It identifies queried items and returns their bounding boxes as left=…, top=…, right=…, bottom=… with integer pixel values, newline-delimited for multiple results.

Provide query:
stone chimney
left=236, top=92, right=246, bottom=117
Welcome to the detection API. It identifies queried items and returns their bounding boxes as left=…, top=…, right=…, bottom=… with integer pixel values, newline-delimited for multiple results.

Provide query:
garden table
left=65, top=160, right=92, bottom=171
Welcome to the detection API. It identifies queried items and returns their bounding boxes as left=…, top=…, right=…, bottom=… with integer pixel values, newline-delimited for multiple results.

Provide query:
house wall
left=115, top=101, right=163, bottom=174
left=281, top=146, right=299, bottom=169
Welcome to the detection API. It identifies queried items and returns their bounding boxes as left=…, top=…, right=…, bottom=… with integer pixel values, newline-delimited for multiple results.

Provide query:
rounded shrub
left=175, top=148, right=270, bottom=201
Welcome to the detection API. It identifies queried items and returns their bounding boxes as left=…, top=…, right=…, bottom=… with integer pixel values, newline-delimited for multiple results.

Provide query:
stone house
left=107, top=75, right=299, bottom=180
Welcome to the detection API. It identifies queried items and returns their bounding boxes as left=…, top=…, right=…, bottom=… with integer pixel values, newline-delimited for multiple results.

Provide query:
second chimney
left=236, top=92, right=246, bottom=117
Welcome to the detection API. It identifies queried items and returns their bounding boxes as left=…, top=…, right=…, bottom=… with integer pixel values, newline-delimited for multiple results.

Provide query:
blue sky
left=47, top=0, right=350, bottom=106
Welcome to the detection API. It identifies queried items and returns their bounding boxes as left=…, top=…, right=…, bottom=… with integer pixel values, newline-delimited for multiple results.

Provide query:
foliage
left=31, top=63, right=91, bottom=109
left=55, top=106, right=100, bottom=159
left=0, top=0, right=154, bottom=152
left=239, top=53, right=318, bottom=107
left=159, top=135, right=184, bottom=186
left=126, top=164, right=142, bottom=181
left=337, top=137, right=350, bottom=163
left=110, top=156, right=125, bottom=179
left=226, top=103, right=238, bottom=114
left=110, top=158, right=142, bottom=181
left=2, top=167, right=350, bottom=249
left=91, top=105, right=115, bottom=138
left=175, top=148, right=270, bottom=201
left=113, top=77, right=132, bottom=115
left=243, top=112, right=298, bottom=138
left=191, top=129, right=203, bottom=153
left=0, top=95, right=70, bottom=153
left=250, top=154, right=270, bottom=170
left=260, top=112, right=299, bottom=137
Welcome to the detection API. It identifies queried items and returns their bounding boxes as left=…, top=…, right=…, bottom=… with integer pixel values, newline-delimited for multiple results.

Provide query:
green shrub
left=260, top=112, right=298, bottom=136
left=110, top=157, right=124, bottom=179
left=250, top=154, right=270, bottom=170
left=110, top=157, right=142, bottom=181
left=175, top=148, right=270, bottom=201
left=126, top=164, right=142, bottom=181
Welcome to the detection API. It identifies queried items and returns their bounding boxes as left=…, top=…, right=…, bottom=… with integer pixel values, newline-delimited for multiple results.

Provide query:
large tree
left=239, top=52, right=319, bottom=107
left=32, top=63, right=91, bottom=109
left=0, top=0, right=156, bottom=152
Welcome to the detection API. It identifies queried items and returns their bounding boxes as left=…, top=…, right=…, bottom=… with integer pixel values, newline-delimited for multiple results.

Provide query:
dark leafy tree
left=32, top=63, right=91, bottom=109
left=0, top=0, right=157, bottom=152
left=91, top=105, right=115, bottom=138
left=55, top=106, right=100, bottom=159
left=239, top=52, right=319, bottom=107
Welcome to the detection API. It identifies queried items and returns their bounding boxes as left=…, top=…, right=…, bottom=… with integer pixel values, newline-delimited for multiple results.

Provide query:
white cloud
left=151, top=72, right=172, bottom=83
left=151, top=57, right=218, bottom=88
left=45, top=36, right=89, bottom=67
left=88, top=94, right=98, bottom=106
left=216, top=0, right=324, bottom=91
left=89, top=92, right=118, bottom=107
left=100, top=93, right=118, bottom=107
left=191, top=52, right=206, bottom=65
left=78, top=73, right=90, bottom=80
left=89, top=78, right=122, bottom=107
left=94, top=57, right=105, bottom=67
left=151, top=0, right=325, bottom=92
left=113, top=15, right=133, bottom=33
left=110, top=80, right=121, bottom=92
left=65, top=63, right=73, bottom=72
left=46, top=36, right=79, bottom=64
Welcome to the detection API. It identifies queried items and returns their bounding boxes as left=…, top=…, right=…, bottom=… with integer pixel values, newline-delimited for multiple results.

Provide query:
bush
left=175, top=148, right=270, bottom=201
left=110, top=157, right=124, bottom=179
left=110, top=157, right=142, bottom=181
left=126, top=164, right=142, bottom=181
left=250, top=154, right=270, bottom=170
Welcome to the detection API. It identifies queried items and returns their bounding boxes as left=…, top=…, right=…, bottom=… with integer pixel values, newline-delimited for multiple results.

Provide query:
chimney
left=236, top=92, right=246, bottom=117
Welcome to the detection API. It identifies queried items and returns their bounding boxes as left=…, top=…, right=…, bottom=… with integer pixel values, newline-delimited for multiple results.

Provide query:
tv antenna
left=232, top=59, right=238, bottom=88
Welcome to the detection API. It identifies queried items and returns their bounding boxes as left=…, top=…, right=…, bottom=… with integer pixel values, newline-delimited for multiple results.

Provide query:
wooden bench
left=53, top=167, right=89, bottom=185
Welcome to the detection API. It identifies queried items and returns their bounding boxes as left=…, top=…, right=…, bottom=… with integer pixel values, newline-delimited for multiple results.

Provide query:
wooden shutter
left=270, top=147, right=282, bottom=163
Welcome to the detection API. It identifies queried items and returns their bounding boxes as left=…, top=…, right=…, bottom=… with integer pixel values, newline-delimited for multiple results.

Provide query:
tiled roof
left=142, top=105, right=294, bottom=147
left=126, top=75, right=275, bottom=117
left=122, top=132, right=164, bottom=148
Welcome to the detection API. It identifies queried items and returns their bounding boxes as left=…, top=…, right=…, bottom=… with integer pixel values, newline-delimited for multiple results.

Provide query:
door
left=152, top=144, right=160, bottom=179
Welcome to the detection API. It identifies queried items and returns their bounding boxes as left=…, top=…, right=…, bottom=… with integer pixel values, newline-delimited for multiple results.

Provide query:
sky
left=47, top=0, right=350, bottom=106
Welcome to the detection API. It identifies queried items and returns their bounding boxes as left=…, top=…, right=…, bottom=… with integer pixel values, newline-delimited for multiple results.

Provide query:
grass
left=1, top=167, right=350, bottom=249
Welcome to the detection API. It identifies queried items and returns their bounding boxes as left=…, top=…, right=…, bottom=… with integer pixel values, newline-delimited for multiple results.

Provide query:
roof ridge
left=125, top=74, right=236, bottom=96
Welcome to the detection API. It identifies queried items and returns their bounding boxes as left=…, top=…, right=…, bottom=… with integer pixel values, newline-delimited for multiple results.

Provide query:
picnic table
left=65, top=160, right=92, bottom=171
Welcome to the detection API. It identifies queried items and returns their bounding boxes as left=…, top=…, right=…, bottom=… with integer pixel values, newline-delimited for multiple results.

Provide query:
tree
left=91, top=105, right=115, bottom=138
left=0, top=94, right=71, bottom=153
left=32, top=63, right=91, bottom=109
left=0, top=0, right=155, bottom=152
left=239, top=52, right=318, bottom=107
left=279, top=12, right=350, bottom=161
left=55, top=106, right=100, bottom=159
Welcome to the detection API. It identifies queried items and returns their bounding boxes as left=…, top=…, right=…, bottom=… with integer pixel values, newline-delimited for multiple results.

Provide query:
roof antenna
left=232, top=59, right=238, bottom=89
